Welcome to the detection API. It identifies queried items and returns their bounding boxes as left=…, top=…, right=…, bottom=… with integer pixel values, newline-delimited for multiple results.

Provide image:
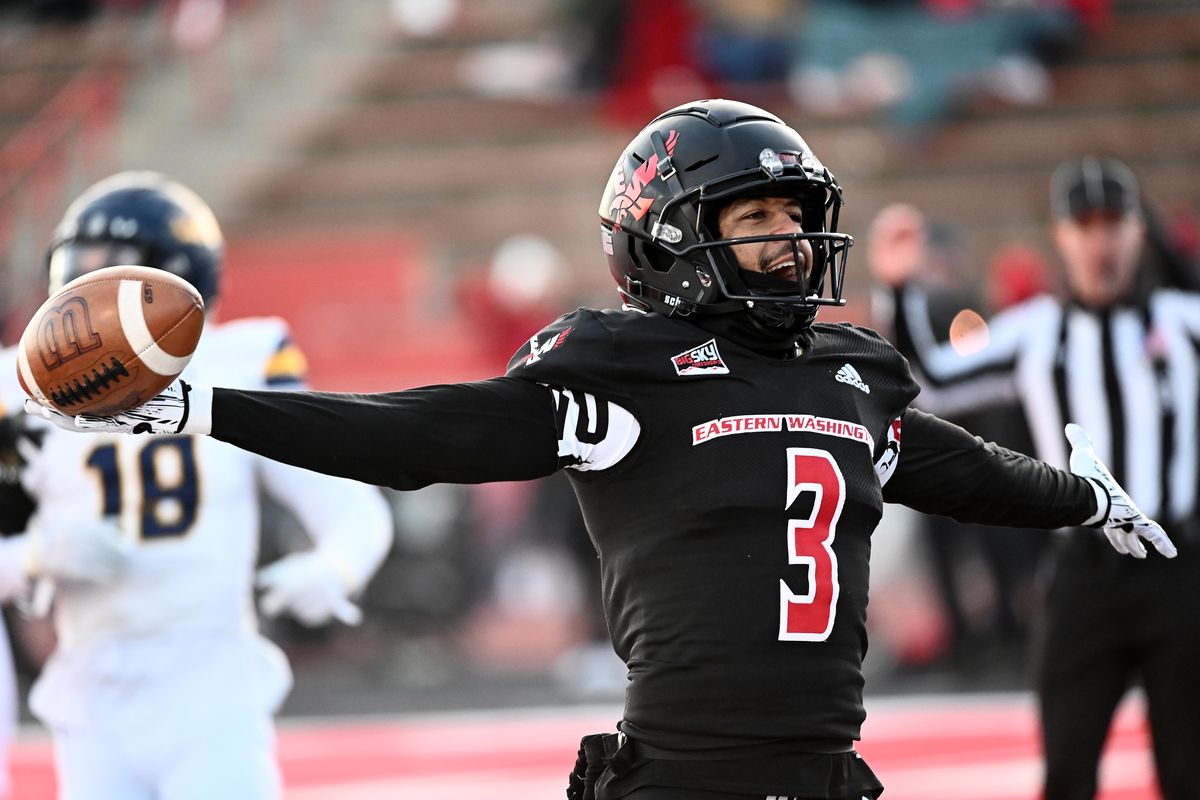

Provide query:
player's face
left=716, top=196, right=814, bottom=281
left=1054, top=209, right=1144, bottom=308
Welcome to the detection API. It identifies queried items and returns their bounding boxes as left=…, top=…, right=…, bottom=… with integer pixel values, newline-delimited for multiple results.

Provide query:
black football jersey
left=210, top=306, right=1099, bottom=760
left=507, top=308, right=919, bottom=751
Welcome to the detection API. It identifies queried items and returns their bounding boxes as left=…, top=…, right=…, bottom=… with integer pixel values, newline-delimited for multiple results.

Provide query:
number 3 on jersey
left=780, top=448, right=844, bottom=642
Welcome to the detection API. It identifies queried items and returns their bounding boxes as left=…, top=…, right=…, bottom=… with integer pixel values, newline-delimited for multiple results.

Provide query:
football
left=16, top=264, right=205, bottom=416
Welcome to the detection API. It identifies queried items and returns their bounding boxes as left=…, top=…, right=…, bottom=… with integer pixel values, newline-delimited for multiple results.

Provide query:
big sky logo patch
left=671, top=339, right=729, bottom=376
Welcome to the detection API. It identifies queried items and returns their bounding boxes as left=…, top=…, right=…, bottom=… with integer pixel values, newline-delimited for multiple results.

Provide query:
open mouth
left=764, top=259, right=800, bottom=281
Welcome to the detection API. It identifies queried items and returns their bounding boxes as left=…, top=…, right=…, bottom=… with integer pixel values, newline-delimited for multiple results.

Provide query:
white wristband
left=182, top=384, right=214, bottom=435
left=1080, top=476, right=1109, bottom=527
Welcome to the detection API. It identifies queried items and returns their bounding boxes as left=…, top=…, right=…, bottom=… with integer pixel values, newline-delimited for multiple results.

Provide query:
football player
left=0, top=412, right=30, bottom=800
left=2, top=172, right=393, bottom=800
left=28, top=103, right=1175, bottom=800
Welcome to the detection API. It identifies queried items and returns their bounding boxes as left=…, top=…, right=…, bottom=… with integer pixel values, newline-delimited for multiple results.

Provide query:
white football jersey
left=2, top=317, right=391, bottom=651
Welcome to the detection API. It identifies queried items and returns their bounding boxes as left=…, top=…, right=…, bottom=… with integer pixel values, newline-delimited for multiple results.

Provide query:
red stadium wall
left=221, top=231, right=495, bottom=392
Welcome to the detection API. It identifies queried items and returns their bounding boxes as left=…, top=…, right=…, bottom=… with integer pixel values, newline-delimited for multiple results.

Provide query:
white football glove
left=1066, top=423, right=1177, bottom=559
left=25, top=517, right=133, bottom=584
left=256, top=549, right=363, bottom=627
left=24, top=379, right=196, bottom=435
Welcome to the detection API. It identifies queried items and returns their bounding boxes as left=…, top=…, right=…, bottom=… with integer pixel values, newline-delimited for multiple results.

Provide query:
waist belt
left=633, top=737, right=855, bottom=758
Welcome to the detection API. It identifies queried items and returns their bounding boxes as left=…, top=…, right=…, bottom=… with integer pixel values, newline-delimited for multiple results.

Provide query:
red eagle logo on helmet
left=609, top=130, right=679, bottom=225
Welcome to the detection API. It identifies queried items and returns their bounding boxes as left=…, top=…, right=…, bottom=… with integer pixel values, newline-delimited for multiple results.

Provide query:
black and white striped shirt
left=891, top=285, right=1200, bottom=528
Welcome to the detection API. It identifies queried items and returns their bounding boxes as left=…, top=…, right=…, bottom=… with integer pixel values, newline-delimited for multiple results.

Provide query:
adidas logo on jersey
left=671, top=339, right=729, bottom=376
left=835, top=363, right=870, bottom=394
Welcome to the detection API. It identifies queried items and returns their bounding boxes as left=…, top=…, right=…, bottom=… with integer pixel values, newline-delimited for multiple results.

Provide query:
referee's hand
left=1066, top=423, right=1177, bottom=559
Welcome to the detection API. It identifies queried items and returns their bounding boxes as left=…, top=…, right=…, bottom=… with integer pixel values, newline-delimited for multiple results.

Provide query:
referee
left=868, top=158, right=1200, bottom=800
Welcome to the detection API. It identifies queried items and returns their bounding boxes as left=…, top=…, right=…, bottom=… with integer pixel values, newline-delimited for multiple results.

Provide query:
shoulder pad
left=506, top=308, right=647, bottom=401
left=195, top=317, right=309, bottom=389
left=507, top=309, right=603, bottom=373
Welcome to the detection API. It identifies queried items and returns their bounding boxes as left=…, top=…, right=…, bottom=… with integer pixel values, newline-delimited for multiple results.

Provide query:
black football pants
left=1038, top=538, right=1200, bottom=800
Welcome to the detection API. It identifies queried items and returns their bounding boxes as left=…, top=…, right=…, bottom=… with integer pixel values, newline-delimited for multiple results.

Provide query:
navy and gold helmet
left=600, top=99, right=851, bottom=332
left=47, top=171, right=223, bottom=305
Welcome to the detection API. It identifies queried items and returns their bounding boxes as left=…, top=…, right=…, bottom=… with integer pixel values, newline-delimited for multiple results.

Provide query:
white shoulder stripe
left=550, top=387, right=640, bottom=473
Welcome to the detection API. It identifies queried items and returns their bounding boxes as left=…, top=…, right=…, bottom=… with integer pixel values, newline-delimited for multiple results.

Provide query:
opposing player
left=28, top=103, right=1174, bottom=799
left=3, top=172, right=393, bottom=800
left=0, top=412, right=30, bottom=800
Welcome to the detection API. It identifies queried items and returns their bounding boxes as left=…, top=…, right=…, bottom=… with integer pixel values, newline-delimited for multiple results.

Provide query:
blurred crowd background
left=1, top=0, right=1198, bottom=719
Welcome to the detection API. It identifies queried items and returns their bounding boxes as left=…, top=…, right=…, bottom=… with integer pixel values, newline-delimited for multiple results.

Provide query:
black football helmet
left=599, top=99, right=851, bottom=332
left=47, top=171, right=223, bottom=305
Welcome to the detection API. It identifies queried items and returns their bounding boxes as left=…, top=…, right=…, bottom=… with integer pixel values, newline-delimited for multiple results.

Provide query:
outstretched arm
left=883, top=408, right=1176, bottom=558
left=210, top=378, right=564, bottom=490
left=27, top=376, right=565, bottom=490
left=883, top=408, right=1095, bottom=528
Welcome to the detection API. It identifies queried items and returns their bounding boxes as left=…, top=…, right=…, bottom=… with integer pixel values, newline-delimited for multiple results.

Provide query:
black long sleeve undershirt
left=210, top=378, right=1097, bottom=529
left=884, top=407, right=1097, bottom=529
left=210, top=376, right=562, bottom=490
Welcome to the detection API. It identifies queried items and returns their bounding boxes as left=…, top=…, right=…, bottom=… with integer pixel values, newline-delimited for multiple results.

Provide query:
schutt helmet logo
left=609, top=129, right=679, bottom=225
left=38, top=296, right=103, bottom=369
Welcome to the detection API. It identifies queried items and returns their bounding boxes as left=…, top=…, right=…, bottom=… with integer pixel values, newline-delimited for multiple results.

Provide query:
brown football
left=17, top=264, right=204, bottom=416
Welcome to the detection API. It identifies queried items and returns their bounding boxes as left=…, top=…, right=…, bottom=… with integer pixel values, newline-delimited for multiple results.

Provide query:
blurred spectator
left=1143, top=203, right=1200, bottom=293
left=1062, top=0, right=1112, bottom=33
left=868, top=204, right=1051, bottom=679
left=169, top=0, right=226, bottom=52
left=789, top=0, right=1082, bottom=134
left=693, top=0, right=796, bottom=85
left=1165, top=208, right=1199, bottom=267
left=563, top=0, right=709, bottom=125
left=456, top=233, right=569, bottom=368
left=986, top=242, right=1054, bottom=311
left=27, top=0, right=97, bottom=22
left=18, top=0, right=196, bottom=23
left=390, top=0, right=458, bottom=38
left=454, top=236, right=609, bottom=682
left=560, top=0, right=626, bottom=92
left=346, top=483, right=479, bottom=687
